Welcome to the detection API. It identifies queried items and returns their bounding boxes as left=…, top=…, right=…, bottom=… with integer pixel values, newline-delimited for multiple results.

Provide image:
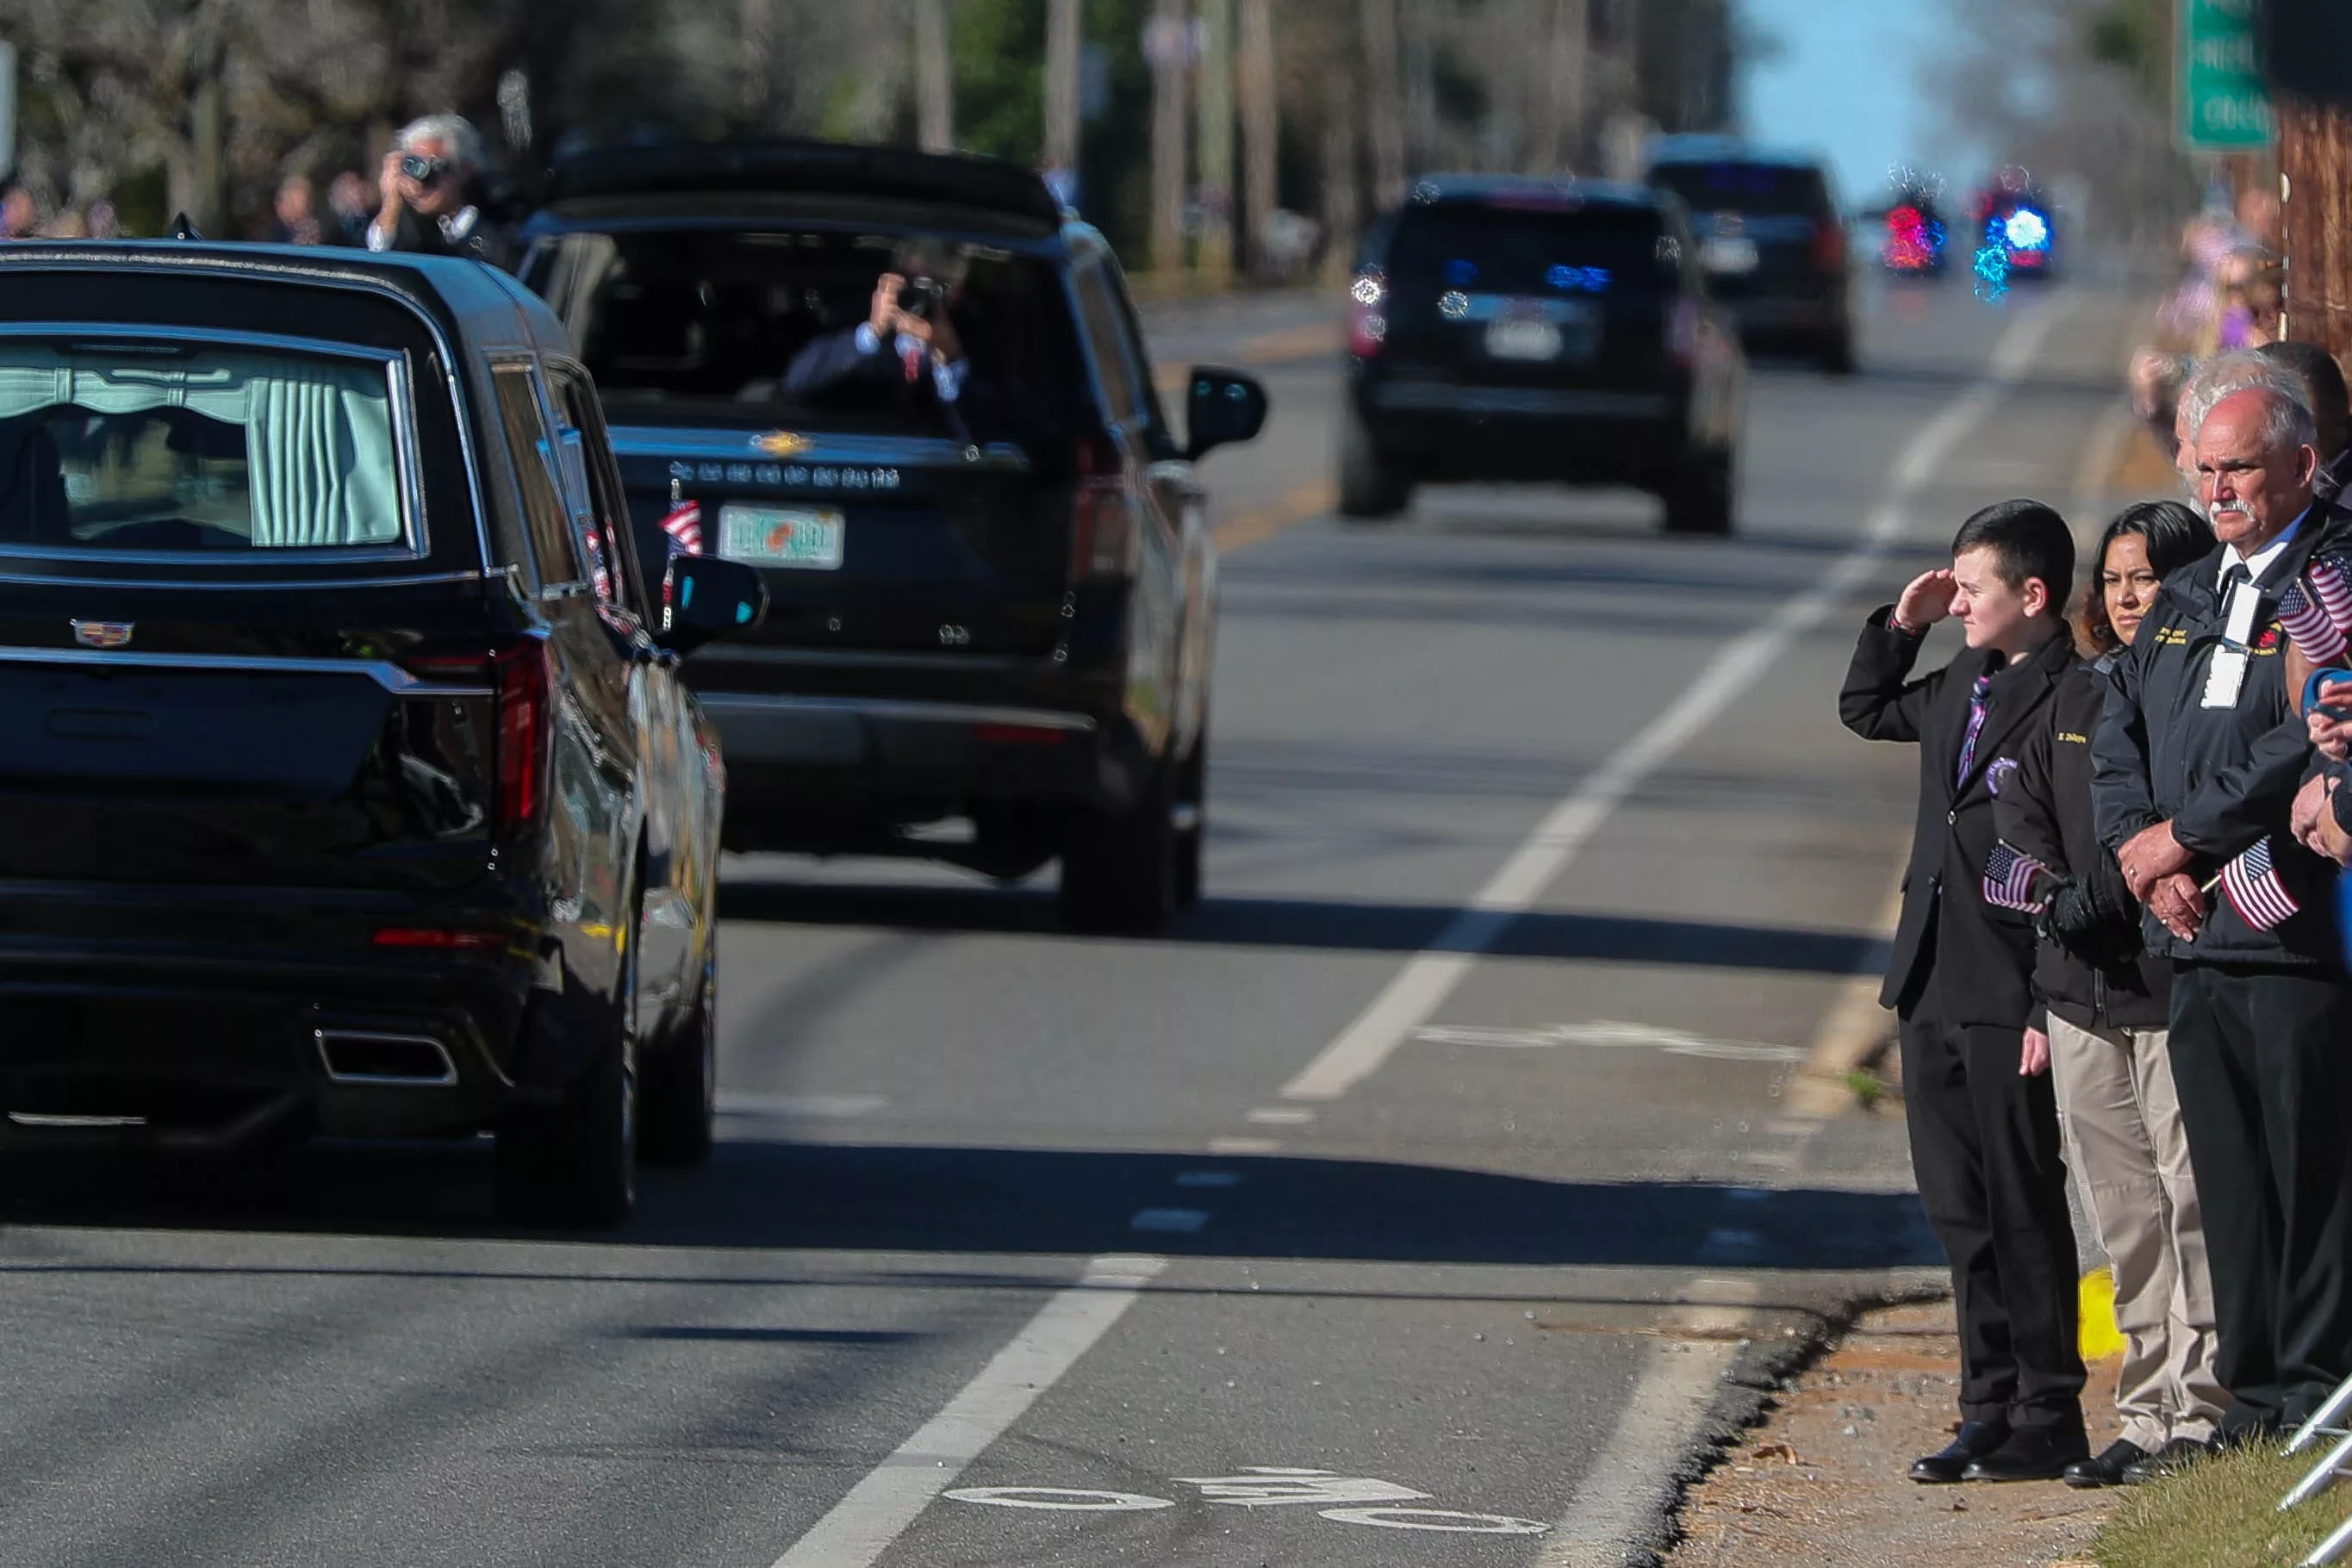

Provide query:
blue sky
left=1734, top=0, right=1961, bottom=208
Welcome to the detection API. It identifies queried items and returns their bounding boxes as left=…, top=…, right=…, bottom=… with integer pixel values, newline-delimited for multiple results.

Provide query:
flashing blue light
left=1973, top=243, right=2011, bottom=302
left=1443, top=258, right=1478, bottom=284
left=2003, top=207, right=2050, bottom=252
left=1546, top=264, right=1612, bottom=292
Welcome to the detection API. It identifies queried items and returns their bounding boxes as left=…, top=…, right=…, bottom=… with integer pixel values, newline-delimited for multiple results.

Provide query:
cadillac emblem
left=752, top=431, right=812, bottom=458
left=71, top=619, right=134, bottom=650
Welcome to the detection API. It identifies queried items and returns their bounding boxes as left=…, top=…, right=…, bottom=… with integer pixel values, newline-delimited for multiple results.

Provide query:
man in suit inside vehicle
left=1842, top=499, right=2089, bottom=1483
left=784, top=240, right=1006, bottom=443
left=2096, top=383, right=2352, bottom=1444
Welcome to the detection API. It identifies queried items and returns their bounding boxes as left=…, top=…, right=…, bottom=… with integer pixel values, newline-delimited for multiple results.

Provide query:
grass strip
left=2098, top=1445, right=2346, bottom=1568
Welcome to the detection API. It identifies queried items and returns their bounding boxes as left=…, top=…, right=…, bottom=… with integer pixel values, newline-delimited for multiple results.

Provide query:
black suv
left=520, top=141, right=1266, bottom=933
left=1338, top=175, right=1745, bottom=534
left=1645, top=138, right=1854, bottom=371
left=0, top=244, right=768, bottom=1226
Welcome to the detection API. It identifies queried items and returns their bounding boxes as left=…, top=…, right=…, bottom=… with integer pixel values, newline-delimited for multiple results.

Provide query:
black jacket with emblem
left=2091, top=508, right=2352, bottom=965
left=1842, top=613, right=2077, bottom=1025
left=1994, top=656, right=2171, bottom=1030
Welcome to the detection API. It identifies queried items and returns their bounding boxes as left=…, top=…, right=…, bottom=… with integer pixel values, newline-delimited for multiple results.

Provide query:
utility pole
left=1402, top=2, right=1438, bottom=177
left=1360, top=0, right=1408, bottom=209
left=2267, top=0, right=2352, bottom=357
left=1147, top=0, right=1189, bottom=276
left=1321, top=65, right=1361, bottom=283
left=914, top=0, right=954, bottom=153
left=1238, top=0, right=1278, bottom=280
left=1195, top=0, right=1235, bottom=281
left=1045, top=0, right=1082, bottom=196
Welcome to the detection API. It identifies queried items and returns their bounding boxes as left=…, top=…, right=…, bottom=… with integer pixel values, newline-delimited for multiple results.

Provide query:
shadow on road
left=0, top=1137, right=1938, bottom=1278
left=713, top=880, right=1887, bottom=976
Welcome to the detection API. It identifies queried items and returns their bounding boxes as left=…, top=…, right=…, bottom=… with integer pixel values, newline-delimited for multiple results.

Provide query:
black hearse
left=519, top=141, right=1266, bottom=933
left=0, top=244, right=767, bottom=1226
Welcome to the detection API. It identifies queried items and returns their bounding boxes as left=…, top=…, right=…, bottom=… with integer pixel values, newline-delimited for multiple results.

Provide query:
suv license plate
left=1701, top=236, right=1759, bottom=274
left=1484, top=320, right=1564, bottom=361
left=719, top=505, right=845, bottom=570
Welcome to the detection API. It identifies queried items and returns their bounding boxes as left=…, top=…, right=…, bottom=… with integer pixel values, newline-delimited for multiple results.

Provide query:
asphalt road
left=0, top=271, right=2144, bottom=1568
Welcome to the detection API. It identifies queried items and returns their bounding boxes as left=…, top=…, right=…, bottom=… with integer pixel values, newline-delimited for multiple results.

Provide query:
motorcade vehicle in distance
left=1336, top=174, right=1745, bottom=534
left=1644, top=135, right=1854, bottom=372
left=1878, top=182, right=1950, bottom=277
left=518, top=140, right=1266, bottom=934
left=0, top=242, right=769, bottom=1226
left=1971, top=166, right=2056, bottom=282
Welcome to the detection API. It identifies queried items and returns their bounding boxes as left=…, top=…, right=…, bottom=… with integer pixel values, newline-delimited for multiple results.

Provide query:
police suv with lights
left=520, top=141, right=1266, bottom=934
left=1337, top=174, right=1745, bottom=534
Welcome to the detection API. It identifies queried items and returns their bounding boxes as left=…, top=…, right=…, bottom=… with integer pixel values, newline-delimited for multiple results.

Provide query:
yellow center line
left=1212, top=477, right=1335, bottom=554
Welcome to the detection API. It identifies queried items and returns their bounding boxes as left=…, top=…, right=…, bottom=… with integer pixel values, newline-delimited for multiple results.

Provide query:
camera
left=399, top=152, right=450, bottom=185
left=896, top=277, right=946, bottom=322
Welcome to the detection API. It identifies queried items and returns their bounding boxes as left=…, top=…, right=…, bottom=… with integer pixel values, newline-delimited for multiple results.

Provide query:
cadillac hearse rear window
left=0, top=339, right=408, bottom=554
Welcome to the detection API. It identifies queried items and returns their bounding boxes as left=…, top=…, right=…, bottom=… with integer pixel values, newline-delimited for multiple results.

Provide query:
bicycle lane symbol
left=945, top=1465, right=1552, bottom=1534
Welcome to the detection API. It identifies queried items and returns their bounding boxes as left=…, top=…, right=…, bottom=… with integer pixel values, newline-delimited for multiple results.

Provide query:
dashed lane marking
left=766, top=1254, right=1166, bottom=1568
left=1276, top=291, right=2078, bottom=1108
left=1208, top=1136, right=1281, bottom=1155
left=1246, top=1106, right=1315, bottom=1125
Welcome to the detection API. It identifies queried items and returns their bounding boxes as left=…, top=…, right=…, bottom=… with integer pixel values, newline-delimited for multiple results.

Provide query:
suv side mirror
left=1184, top=366, right=1268, bottom=461
left=656, top=555, right=768, bottom=655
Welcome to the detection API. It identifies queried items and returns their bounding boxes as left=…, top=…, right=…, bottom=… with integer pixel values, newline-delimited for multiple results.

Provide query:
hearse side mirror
left=656, top=555, right=769, bottom=655
left=1184, top=365, right=1268, bottom=462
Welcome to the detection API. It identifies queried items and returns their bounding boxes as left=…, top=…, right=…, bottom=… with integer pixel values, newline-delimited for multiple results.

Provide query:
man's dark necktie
left=1957, top=673, right=1993, bottom=787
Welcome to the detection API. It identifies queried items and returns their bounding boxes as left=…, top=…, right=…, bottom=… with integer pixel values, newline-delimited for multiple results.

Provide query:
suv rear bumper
left=1352, top=381, right=1692, bottom=484
left=0, top=887, right=542, bottom=1147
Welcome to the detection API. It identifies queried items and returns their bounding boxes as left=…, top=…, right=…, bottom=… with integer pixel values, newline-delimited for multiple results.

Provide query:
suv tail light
left=1347, top=271, right=1388, bottom=358
left=1812, top=218, right=1846, bottom=274
left=1070, top=434, right=1139, bottom=582
left=399, top=639, right=551, bottom=832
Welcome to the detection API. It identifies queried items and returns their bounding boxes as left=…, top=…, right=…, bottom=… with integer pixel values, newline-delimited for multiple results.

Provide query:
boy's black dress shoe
left=1964, top=1425, right=2090, bottom=1482
left=1909, top=1421, right=2009, bottom=1484
left=2062, top=1438, right=2150, bottom=1488
left=2119, top=1436, right=2208, bottom=1483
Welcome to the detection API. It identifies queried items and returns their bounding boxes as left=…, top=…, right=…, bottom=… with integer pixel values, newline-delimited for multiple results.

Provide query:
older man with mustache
left=2094, top=382, right=2352, bottom=1447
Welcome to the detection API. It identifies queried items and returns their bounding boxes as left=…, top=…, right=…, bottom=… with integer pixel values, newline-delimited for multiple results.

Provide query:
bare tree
left=1044, top=0, right=1081, bottom=177
left=1196, top=0, right=1236, bottom=278
left=1238, top=0, right=1279, bottom=277
left=1360, top=0, right=1407, bottom=208
left=912, top=0, right=953, bottom=152
left=1148, top=0, right=1187, bottom=273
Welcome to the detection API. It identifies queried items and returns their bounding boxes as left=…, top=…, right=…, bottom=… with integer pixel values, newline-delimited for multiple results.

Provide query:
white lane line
left=1277, top=292, right=2077, bottom=1104
left=767, top=1254, right=1167, bottom=1568
left=1246, top=1106, right=1316, bottom=1125
left=1129, top=1208, right=1212, bottom=1233
left=1209, top=1136, right=1281, bottom=1154
left=1536, top=1280, right=1761, bottom=1567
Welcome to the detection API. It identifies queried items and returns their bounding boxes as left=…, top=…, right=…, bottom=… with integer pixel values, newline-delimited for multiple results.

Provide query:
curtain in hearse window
left=0, top=343, right=402, bottom=552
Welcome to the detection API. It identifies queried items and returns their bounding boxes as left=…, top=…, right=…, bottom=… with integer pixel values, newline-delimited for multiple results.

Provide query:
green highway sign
left=2178, top=0, right=2274, bottom=150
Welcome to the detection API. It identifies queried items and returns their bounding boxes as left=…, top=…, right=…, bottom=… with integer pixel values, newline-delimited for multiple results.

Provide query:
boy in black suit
left=1841, top=499, right=2088, bottom=1482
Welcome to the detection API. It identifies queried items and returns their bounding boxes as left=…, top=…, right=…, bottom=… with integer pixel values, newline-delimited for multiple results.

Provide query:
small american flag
left=2220, top=837, right=2300, bottom=931
left=1982, top=841, right=2051, bottom=913
left=659, top=498, right=705, bottom=557
left=2277, top=579, right=2346, bottom=665
left=2312, top=556, right=2352, bottom=638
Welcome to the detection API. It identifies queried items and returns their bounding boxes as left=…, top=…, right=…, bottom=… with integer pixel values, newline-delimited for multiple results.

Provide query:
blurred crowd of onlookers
left=0, top=168, right=383, bottom=248
left=2128, top=184, right=2292, bottom=451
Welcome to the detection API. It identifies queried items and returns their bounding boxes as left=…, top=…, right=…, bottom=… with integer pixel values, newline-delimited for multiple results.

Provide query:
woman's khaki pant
left=2047, top=1015, right=2226, bottom=1449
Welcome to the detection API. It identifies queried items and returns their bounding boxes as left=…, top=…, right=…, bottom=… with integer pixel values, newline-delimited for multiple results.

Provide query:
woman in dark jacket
left=1992, top=500, right=2223, bottom=1487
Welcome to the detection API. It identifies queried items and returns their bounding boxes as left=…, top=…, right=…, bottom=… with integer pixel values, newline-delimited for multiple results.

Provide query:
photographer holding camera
left=784, top=241, right=998, bottom=439
left=366, top=115, right=513, bottom=270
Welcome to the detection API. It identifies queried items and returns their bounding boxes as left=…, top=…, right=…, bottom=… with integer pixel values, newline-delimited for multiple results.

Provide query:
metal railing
left=2280, top=1375, right=2352, bottom=1565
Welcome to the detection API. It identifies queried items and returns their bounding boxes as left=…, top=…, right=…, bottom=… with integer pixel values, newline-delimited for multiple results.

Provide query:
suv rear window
left=1649, top=162, right=1830, bottom=217
left=1385, top=203, right=1672, bottom=295
left=0, top=340, right=404, bottom=553
left=528, top=228, right=1084, bottom=443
